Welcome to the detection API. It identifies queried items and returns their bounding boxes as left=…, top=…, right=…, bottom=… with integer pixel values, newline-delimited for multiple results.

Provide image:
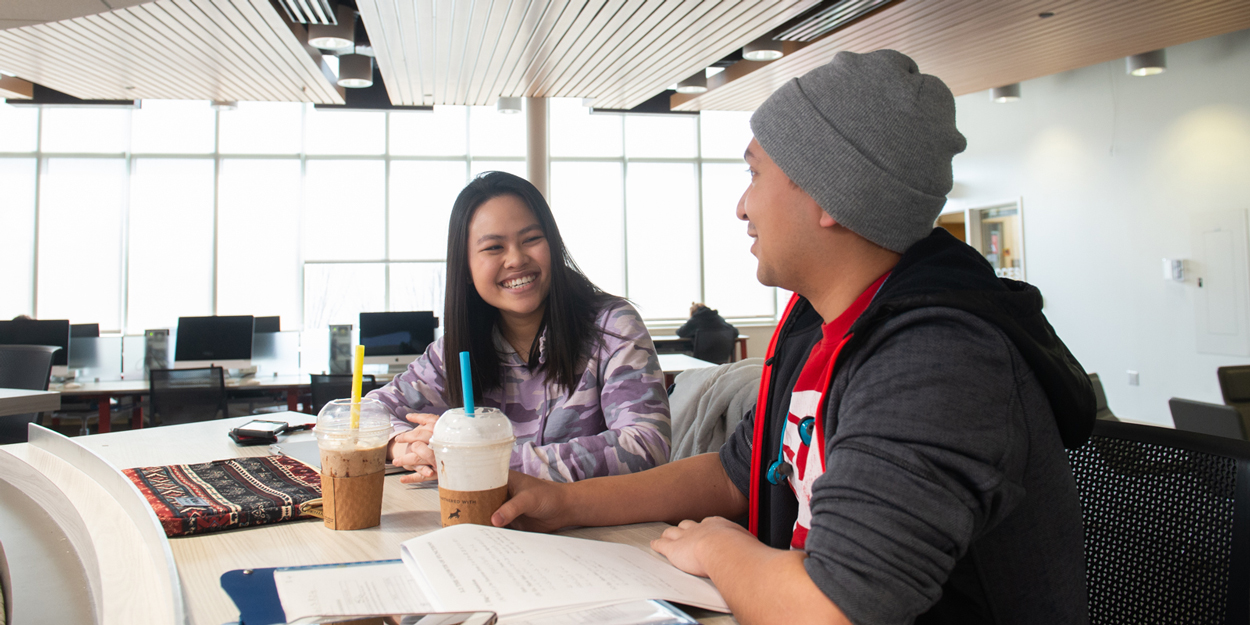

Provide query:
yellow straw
left=350, top=344, right=365, bottom=429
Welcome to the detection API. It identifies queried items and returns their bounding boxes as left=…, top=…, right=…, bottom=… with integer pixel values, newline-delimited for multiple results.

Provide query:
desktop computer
left=359, top=311, right=438, bottom=372
left=174, top=315, right=255, bottom=371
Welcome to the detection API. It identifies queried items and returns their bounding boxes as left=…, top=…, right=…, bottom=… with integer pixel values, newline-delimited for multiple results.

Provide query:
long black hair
left=443, top=171, right=612, bottom=407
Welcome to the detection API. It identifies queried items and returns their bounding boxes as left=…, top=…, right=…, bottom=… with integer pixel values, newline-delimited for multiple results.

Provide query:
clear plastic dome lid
left=430, top=406, right=515, bottom=446
left=316, top=397, right=392, bottom=433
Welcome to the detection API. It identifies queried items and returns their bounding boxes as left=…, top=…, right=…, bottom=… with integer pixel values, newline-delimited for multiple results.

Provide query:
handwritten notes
left=399, top=524, right=729, bottom=617
left=273, top=560, right=434, bottom=621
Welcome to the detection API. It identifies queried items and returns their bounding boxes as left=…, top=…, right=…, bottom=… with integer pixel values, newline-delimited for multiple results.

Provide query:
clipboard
left=219, top=566, right=289, bottom=625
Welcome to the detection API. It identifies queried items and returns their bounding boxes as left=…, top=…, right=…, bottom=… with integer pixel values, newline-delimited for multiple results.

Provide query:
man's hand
left=651, top=516, right=756, bottom=578
left=389, top=413, right=439, bottom=484
left=491, top=471, right=572, bottom=533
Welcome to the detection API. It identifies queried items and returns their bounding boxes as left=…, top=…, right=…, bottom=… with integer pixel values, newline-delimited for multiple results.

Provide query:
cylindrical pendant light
left=676, top=72, right=707, bottom=94
left=337, top=54, right=373, bottom=88
left=497, top=97, right=523, bottom=114
left=1127, top=49, right=1167, bottom=76
left=743, top=37, right=784, bottom=62
left=308, top=5, right=355, bottom=50
left=990, top=83, right=1021, bottom=103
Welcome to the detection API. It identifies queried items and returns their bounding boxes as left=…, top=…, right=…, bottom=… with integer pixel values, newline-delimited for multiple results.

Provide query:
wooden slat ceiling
left=355, top=0, right=820, bottom=109
left=673, top=0, right=1250, bottom=112
left=0, top=0, right=344, bottom=104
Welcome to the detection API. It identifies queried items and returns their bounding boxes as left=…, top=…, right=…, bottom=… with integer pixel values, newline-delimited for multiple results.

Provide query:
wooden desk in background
left=1, top=414, right=734, bottom=624
left=47, top=375, right=315, bottom=433
left=653, top=334, right=750, bottom=361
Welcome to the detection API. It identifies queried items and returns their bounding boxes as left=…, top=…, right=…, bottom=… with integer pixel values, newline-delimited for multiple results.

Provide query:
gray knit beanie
left=750, top=49, right=967, bottom=253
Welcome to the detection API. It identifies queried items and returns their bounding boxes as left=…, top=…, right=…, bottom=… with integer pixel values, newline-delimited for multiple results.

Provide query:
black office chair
left=0, top=344, right=59, bottom=444
left=310, top=374, right=378, bottom=416
left=148, top=367, right=227, bottom=427
left=1218, top=365, right=1250, bottom=434
left=692, top=327, right=738, bottom=365
left=1170, top=397, right=1248, bottom=441
left=1067, top=420, right=1250, bottom=625
left=1088, top=373, right=1117, bottom=421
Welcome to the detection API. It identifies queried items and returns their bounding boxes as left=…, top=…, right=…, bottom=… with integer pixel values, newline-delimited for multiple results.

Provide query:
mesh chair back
left=0, top=345, right=58, bottom=444
left=692, top=327, right=738, bottom=365
left=148, top=367, right=227, bottom=426
left=310, top=374, right=378, bottom=416
left=1088, top=373, right=1117, bottom=421
left=1068, top=420, right=1250, bottom=625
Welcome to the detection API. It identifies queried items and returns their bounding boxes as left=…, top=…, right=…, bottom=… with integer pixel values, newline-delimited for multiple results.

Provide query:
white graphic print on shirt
left=783, top=389, right=825, bottom=549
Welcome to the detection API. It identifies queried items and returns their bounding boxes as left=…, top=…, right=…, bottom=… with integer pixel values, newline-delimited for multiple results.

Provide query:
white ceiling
left=355, top=0, right=819, bottom=109
left=0, top=0, right=344, bottom=103
left=0, top=0, right=151, bottom=30
left=2, top=0, right=1248, bottom=111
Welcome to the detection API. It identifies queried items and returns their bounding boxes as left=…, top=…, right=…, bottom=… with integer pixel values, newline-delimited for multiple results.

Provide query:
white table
left=2, top=413, right=735, bottom=624
left=657, top=354, right=718, bottom=387
left=0, top=387, right=59, bottom=417
left=658, top=353, right=717, bottom=373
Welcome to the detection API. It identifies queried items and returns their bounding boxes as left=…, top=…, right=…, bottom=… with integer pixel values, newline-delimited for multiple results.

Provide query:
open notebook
left=258, top=524, right=729, bottom=623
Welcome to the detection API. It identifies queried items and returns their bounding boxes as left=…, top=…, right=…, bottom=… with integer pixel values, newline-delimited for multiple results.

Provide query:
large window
left=550, top=101, right=767, bottom=322
left=0, top=99, right=773, bottom=333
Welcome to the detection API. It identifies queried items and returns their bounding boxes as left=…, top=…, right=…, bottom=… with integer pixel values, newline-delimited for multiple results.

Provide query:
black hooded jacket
left=720, top=228, right=1093, bottom=625
left=846, top=227, right=1096, bottom=448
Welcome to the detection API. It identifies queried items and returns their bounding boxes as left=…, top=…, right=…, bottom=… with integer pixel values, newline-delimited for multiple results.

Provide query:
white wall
left=948, top=28, right=1250, bottom=425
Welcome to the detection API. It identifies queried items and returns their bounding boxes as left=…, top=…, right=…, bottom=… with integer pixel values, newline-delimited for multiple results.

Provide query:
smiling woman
left=368, top=171, right=672, bottom=483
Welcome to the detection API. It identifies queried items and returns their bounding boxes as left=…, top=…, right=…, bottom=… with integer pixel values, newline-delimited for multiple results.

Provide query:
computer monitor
left=0, top=319, right=71, bottom=374
left=254, top=316, right=280, bottom=333
left=174, top=315, right=254, bottom=370
left=1169, top=398, right=1248, bottom=441
left=71, top=323, right=100, bottom=338
left=359, top=311, right=438, bottom=366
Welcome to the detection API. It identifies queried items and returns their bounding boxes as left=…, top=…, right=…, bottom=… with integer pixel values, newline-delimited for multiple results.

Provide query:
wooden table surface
left=67, top=412, right=735, bottom=625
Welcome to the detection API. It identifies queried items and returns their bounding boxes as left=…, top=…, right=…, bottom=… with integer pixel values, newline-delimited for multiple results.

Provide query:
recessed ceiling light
left=743, top=37, right=783, bottom=62
left=497, top=97, right=522, bottom=114
left=990, top=83, right=1021, bottom=103
left=308, top=5, right=355, bottom=50
left=676, top=73, right=707, bottom=94
left=1127, top=49, right=1167, bottom=76
left=337, top=54, right=373, bottom=88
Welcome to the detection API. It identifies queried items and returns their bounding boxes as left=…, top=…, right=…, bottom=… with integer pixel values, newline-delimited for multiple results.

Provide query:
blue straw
left=459, top=351, right=475, bottom=416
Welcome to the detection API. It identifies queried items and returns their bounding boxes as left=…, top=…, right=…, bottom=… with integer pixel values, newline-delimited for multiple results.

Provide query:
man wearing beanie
left=494, top=49, right=1094, bottom=625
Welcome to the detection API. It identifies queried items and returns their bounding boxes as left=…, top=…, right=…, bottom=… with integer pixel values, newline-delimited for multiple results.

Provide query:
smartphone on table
left=229, top=419, right=290, bottom=445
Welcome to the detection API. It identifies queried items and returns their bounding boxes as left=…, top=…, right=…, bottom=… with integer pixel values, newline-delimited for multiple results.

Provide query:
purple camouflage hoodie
left=368, top=299, right=671, bottom=482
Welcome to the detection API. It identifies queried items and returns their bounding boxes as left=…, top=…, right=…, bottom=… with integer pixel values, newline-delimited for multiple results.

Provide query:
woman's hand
left=388, top=413, right=440, bottom=484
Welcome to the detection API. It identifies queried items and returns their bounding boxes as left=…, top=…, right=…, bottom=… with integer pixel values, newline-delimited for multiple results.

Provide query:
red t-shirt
left=783, top=272, right=889, bottom=549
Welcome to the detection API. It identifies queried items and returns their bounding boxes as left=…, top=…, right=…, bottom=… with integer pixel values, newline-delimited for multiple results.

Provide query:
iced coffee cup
left=316, top=397, right=392, bottom=530
left=429, top=406, right=514, bottom=526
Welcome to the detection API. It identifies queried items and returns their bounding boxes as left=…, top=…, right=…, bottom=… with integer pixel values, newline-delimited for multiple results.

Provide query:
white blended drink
left=429, top=406, right=514, bottom=526
left=315, top=397, right=392, bottom=530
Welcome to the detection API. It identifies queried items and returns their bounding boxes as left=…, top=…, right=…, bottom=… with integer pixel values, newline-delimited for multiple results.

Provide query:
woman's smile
left=468, top=194, right=553, bottom=324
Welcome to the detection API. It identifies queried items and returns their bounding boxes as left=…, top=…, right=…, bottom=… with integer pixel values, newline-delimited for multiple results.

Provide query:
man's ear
left=818, top=212, right=838, bottom=228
